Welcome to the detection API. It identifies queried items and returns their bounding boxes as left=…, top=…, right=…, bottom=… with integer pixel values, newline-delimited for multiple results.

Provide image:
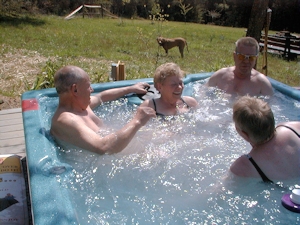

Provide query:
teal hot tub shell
left=21, top=73, right=300, bottom=224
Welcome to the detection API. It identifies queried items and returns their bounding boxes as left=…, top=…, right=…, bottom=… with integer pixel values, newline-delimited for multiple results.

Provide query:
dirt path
left=0, top=45, right=114, bottom=111
left=0, top=45, right=51, bottom=110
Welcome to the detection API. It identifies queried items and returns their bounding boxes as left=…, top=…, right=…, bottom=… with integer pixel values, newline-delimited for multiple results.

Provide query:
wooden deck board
left=0, top=108, right=29, bottom=223
left=0, top=117, right=23, bottom=126
left=1, top=136, right=25, bottom=146
left=0, top=124, right=24, bottom=133
left=0, top=108, right=26, bottom=158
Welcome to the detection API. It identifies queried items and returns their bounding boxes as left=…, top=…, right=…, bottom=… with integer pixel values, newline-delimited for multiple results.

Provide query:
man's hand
left=130, top=82, right=150, bottom=95
left=133, top=106, right=156, bottom=126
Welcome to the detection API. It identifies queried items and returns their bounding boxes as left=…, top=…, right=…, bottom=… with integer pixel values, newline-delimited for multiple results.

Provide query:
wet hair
left=54, top=66, right=85, bottom=94
left=153, top=62, right=185, bottom=89
left=233, top=96, right=275, bottom=144
left=235, top=37, right=260, bottom=55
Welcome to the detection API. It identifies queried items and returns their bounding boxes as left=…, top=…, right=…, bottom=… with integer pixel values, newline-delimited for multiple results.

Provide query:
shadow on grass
left=0, top=14, right=46, bottom=27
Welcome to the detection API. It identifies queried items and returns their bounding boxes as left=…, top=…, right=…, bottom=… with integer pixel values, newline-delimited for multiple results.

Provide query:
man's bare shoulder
left=213, top=67, right=234, bottom=77
left=51, top=110, right=81, bottom=135
left=207, top=66, right=234, bottom=86
left=252, top=70, right=267, bottom=80
left=52, top=109, right=76, bottom=123
left=251, top=70, right=274, bottom=95
left=50, top=109, right=86, bottom=142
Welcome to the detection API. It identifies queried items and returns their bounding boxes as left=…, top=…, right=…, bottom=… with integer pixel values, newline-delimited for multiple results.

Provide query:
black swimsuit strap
left=152, top=98, right=190, bottom=116
left=152, top=98, right=157, bottom=111
left=180, top=97, right=190, bottom=109
left=245, top=125, right=299, bottom=184
left=152, top=99, right=164, bottom=116
left=245, top=154, right=273, bottom=183
left=276, top=125, right=300, bottom=138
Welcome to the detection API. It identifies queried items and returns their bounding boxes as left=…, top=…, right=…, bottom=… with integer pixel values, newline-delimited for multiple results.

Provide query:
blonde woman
left=140, top=62, right=198, bottom=116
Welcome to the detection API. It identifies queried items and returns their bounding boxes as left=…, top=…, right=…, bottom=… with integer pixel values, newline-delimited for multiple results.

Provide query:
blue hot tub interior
left=22, top=73, right=300, bottom=224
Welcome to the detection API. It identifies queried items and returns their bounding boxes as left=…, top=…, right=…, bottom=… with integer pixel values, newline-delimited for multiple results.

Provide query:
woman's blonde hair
left=233, top=96, right=275, bottom=144
left=153, top=63, right=185, bottom=89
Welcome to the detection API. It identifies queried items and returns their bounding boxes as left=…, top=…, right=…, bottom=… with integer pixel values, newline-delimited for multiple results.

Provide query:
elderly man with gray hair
left=207, top=37, right=273, bottom=96
left=50, top=65, right=156, bottom=155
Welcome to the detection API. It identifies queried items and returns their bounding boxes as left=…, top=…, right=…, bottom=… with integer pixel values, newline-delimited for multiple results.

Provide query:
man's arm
left=206, top=69, right=226, bottom=87
left=51, top=106, right=155, bottom=155
left=259, top=75, right=274, bottom=96
left=90, top=82, right=150, bottom=109
left=206, top=73, right=218, bottom=87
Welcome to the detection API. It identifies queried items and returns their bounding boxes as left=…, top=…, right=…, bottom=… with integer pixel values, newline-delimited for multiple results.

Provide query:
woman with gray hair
left=230, top=95, right=300, bottom=183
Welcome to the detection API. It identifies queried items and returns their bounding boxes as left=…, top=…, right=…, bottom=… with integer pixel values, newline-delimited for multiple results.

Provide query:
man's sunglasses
left=235, top=52, right=258, bottom=62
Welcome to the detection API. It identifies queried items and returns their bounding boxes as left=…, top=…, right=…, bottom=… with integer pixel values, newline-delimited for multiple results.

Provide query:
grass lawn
left=0, top=15, right=299, bottom=98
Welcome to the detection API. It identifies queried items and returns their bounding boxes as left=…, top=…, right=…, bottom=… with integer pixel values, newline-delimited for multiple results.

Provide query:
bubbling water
left=39, top=80, right=300, bottom=224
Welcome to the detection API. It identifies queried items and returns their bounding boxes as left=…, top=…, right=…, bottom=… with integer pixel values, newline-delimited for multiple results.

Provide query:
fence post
left=262, top=8, right=272, bottom=76
left=118, top=63, right=125, bottom=80
left=111, top=63, right=119, bottom=81
left=284, top=36, right=291, bottom=60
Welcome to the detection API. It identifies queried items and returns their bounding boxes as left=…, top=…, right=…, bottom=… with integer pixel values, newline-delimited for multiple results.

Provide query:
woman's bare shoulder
left=140, top=99, right=153, bottom=108
left=230, top=154, right=254, bottom=177
left=277, top=121, right=300, bottom=133
left=182, top=96, right=198, bottom=107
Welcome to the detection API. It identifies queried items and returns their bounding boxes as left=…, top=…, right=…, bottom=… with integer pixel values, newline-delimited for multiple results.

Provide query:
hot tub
left=22, top=73, right=300, bottom=224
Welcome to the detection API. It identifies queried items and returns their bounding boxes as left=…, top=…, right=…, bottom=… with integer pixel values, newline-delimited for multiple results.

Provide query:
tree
left=246, top=0, right=269, bottom=42
left=207, top=10, right=221, bottom=24
left=246, top=0, right=270, bottom=71
left=178, top=0, right=193, bottom=24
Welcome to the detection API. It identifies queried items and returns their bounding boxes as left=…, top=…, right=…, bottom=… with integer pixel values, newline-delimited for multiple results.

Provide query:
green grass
left=0, top=15, right=299, bottom=92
